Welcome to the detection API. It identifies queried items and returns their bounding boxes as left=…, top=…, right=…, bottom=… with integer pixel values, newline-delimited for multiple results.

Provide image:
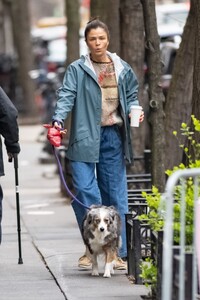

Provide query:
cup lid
left=130, top=105, right=142, bottom=109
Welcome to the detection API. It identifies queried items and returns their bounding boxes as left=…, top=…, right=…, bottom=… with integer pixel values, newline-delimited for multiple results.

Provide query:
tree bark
left=120, top=0, right=146, bottom=168
left=189, top=0, right=200, bottom=156
left=0, top=0, right=5, bottom=53
left=10, top=0, right=38, bottom=120
left=65, top=0, right=80, bottom=66
left=2, top=0, right=14, bottom=55
left=141, top=0, right=166, bottom=191
left=164, top=4, right=195, bottom=170
left=120, top=0, right=144, bottom=81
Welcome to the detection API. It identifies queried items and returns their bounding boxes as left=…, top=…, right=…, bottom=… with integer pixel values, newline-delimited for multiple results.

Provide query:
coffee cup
left=130, top=105, right=142, bottom=127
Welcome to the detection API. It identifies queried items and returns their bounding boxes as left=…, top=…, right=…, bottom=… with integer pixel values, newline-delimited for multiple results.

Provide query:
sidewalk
left=0, top=125, right=149, bottom=300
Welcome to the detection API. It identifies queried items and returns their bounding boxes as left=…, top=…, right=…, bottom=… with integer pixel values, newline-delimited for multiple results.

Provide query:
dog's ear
left=108, top=214, right=113, bottom=225
left=87, top=209, right=98, bottom=224
left=108, top=206, right=118, bottom=221
left=87, top=211, right=94, bottom=224
left=109, top=205, right=116, bottom=211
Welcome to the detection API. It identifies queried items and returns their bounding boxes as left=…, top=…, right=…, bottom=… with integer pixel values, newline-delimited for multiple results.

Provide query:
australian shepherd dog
left=82, top=205, right=121, bottom=278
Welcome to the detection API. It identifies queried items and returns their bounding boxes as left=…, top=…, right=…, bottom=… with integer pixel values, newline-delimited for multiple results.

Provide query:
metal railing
left=162, top=168, right=200, bottom=300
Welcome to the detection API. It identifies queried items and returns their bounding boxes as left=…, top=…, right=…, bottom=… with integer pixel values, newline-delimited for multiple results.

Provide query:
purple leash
left=52, top=146, right=91, bottom=210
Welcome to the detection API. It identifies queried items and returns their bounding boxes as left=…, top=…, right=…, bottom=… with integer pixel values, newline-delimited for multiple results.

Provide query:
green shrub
left=140, top=257, right=157, bottom=288
left=139, top=115, right=200, bottom=243
left=138, top=116, right=200, bottom=291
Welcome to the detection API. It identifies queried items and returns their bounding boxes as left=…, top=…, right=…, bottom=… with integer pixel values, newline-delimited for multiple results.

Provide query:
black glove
left=7, top=152, right=18, bottom=163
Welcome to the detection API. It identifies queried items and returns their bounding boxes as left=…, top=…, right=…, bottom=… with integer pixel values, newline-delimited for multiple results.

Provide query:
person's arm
left=125, top=68, right=139, bottom=113
left=125, top=69, right=144, bottom=123
left=52, top=64, right=78, bottom=126
left=0, top=87, right=20, bottom=155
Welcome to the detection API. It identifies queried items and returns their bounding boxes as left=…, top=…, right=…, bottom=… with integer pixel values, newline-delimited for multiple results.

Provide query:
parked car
left=156, top=3, right=189, bottom=27
left=45, top=37, right=88, bottom=72
left=156, top=2, right=190, bottom=95
left=160, top=40, right=180, bottom=96
left=144, top=39, right=181, bottom=96
left=31, top=25, right=88, bottom=72
left=144, top=3, right=189, bottom=93
left=156, top=3, right=189, bottom=42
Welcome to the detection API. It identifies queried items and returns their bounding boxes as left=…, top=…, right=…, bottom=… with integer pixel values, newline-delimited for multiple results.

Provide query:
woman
left=52, top=18, right=144, bottom=270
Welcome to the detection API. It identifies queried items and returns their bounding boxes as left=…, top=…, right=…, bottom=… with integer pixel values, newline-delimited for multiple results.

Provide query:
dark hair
left=84, top=17, right=110, bottom=41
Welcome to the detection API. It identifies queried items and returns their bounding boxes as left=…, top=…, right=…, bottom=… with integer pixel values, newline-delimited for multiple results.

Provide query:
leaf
left=181, top=122, right=187, bottom=129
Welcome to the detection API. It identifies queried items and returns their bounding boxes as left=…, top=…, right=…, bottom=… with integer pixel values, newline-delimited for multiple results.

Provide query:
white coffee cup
left=130, top=105, right=142, bottom=127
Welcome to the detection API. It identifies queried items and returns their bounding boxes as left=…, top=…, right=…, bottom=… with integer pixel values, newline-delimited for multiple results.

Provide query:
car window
left=157, top=11, right=188, bottom=27
left=156, top=4, right=189, bottom=28
left=47, top=38, right=88, bottom=63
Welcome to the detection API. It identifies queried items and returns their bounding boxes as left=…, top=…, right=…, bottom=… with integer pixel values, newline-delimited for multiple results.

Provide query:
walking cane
left=9, top=154, right=23, bottom=264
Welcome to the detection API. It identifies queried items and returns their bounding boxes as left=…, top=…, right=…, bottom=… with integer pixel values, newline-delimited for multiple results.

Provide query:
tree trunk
left=120, top=0, right=144, bottom=81
left=164, top=4, right=195, bottom=170
left=90, top=0, right=120, bottom=54
left=0, top=0, right=5, bottom=53
left=65, top=0, right=80, bottom=66
left=191, top=0, right=200, bottom=122
left=2, top=0, right=14, bottom=55
left=120, top=0, right=146, bottom=170
left=141, top=0, right=166, bottom=191
left=10, top=0, right=38, bottom=120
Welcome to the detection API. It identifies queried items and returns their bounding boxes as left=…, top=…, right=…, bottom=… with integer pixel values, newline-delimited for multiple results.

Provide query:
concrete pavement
left=0, top=125, right=149, bottom=300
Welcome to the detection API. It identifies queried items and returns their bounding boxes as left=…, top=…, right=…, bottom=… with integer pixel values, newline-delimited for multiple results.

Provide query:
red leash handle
left=43, top=124, right=67, bottom=147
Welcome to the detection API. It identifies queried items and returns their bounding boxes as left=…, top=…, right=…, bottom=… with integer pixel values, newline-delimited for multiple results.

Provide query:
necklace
left=90, top=55, right=111, bottom=64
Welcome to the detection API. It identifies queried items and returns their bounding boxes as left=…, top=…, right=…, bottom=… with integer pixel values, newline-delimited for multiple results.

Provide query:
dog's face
left=86, top=206, right=111, bottom=235
left=83, top=205, right=121, bottom=236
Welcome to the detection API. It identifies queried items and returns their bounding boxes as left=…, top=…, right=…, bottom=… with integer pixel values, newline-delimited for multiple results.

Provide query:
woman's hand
left=139, top=110, right=144, bottom=123
left=53, top=121, right=62, bottom=129
left=52, top=121, right=67, bottom=135
left=128, top=109, right=144, bottom=122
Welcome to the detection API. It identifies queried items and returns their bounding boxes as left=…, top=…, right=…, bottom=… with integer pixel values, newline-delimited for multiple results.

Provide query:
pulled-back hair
left=84, top=17, right=110, bottom=41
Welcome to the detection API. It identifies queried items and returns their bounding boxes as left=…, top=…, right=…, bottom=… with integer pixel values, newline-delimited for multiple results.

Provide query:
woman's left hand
left=139, top=110, right=144, bottom=123
left=128, top=108, right=144, bottom=123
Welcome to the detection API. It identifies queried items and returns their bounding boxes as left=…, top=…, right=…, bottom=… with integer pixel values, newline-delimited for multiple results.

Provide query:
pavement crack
left=33, top=242, right=68, bottom=300
left=18, top=216, right=68, bottom=300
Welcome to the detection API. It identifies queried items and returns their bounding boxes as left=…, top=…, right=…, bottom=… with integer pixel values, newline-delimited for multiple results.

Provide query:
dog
left=82, top=205, right=121, bottom=278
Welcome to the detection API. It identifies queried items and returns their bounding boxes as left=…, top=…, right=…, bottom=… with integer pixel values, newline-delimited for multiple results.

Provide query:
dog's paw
left=91, top=270, right=99, bottom=276
left=103, top=271, right=111, bottom=278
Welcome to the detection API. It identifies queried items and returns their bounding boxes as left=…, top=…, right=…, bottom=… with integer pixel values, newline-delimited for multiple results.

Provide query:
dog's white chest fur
left=82, top=205, right=121, bottom=278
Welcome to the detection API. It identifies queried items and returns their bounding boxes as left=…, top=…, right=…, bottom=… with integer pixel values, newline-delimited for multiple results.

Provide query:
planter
left=126, top=216, right=198, bottom=300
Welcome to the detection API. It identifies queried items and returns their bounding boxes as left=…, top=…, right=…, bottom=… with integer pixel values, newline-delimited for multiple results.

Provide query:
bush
left=138, top=115, right=200, bottom=294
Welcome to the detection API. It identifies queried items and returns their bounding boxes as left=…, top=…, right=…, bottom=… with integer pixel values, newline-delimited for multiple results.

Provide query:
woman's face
left=86, top=27, right=109, bottom=60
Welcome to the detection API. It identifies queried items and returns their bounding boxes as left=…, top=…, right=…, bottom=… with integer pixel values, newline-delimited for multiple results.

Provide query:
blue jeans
left=70, top=125, right=128, bottom=258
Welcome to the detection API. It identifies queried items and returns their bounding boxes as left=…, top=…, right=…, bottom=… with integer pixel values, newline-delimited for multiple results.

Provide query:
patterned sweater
left=92, top=60, right=123, bottom=127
